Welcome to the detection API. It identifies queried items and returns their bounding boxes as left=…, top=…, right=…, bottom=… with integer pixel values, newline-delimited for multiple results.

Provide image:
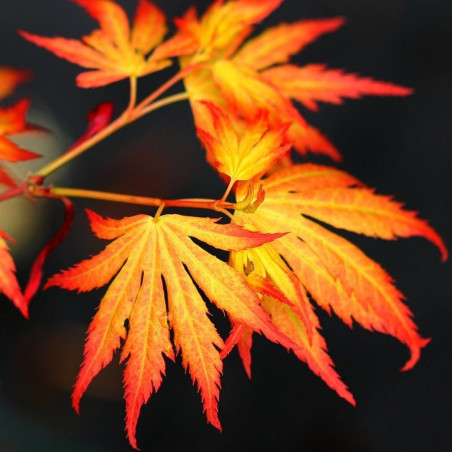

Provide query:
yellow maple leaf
left=196, top=101, right=290, bottom=183
left=180, top=3, right=411, bottom=162
left=46, top=210, right=294, bottom=449
left=231, top=163, right=446, bottom=373
left=228, top=241, right=356, bottom=405
left=174, top=0, right=283, bottom=61
left=21, top=0, right=189, bottom=87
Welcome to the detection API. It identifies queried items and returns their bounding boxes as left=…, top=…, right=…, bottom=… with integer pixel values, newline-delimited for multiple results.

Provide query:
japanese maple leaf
left=226, top=241, right=356, bottom=406
left=0, top=99, right=40, bottom=187
left=0, top=68, right=39, bottom=188
left=231, top=164, right=447, bottom=374
left=180, top=2, right=411, bottom=162
left=20, top=0, right=190, bottom=88
left=174, top=0, right=284, bottom=61
left=196, top=101, right=290, bottom=183
left=0, top=67, right=30, bottom=101
left=46, top=210, right=295, bottom=449
left=0, top=230, right=26, bottom=316
left=0, top=67, right=38, bottom=314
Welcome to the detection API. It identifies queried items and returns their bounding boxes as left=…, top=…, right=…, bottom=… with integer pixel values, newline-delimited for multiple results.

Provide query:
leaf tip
left=344, top=390, right=356, bottom=407
left=17, top=29, right=30, bottom=40
left=326, top=16, right=346, bottom=31
left=207, top=412, right=222, bottom=432
left=243, top=362, right=252, bottom=380
left=71, top=386, right=83, bottom=415
left=14, top=298, right=29, bottom=319
left=438, top=241, right=448, bottom=262
left=20, top=304, right=29, bottom=319
left=400, top=336, right=431, bottom=372
left=126, top=428, right=140, bottom=451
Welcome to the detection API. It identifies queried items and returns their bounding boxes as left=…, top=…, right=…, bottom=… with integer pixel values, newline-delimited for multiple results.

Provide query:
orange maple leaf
left=231, top=163, right=447, bottom=375
left=20, top=0, right=190, bottom=88
left=0, top=67, right=39, bottom=316
left=0, top=230, right=26, bottom=316
left=0, top=69, right=39, bottom=188
left=174, top=0, right=284, bottom=61
left=180, top=5, right=411, bottom=162
left=0, top=67, right=30, bottom=101
left=46, top=210, right=294, bottom=449
left=196, top=101, right=291, bottom=183
left=228, top=242, right=356, bottom=405
left=0, top=100, right=39, bottom=161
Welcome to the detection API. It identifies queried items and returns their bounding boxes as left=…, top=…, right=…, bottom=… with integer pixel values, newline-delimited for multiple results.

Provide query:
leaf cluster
left=0, top=0, right=447, bottom=449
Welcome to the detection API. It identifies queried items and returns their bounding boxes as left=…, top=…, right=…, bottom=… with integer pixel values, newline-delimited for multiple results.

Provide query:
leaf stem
left=33, top=66, right=198, bottom=179
left=219, top=179, right=235, bottom=203
left=134, top=92, right=189, bottom=119
left=133, top=65, right=195, bottom=114
left=126, top=76, right=138, bottom=114
left=0, top=185, right=25, bottom=202
left=154, top=202, right=165, bottom=220
left=33, top=186, right=236, bottom=212
left=34, top=114, right=129, bottom=178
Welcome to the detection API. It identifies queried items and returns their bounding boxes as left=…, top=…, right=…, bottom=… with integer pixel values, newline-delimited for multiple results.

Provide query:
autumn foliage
left=0, top=0, right=447, bottom=449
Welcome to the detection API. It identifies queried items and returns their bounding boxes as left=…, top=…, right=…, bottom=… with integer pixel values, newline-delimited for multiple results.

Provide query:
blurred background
left=0, top=0, right=451, bottom=451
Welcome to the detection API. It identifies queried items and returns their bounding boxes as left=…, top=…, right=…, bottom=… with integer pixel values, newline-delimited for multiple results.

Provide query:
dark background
left=0, top=1, right=451, bottom=451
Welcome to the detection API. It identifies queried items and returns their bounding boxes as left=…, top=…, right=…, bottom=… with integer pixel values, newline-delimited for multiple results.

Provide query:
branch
left=33, top=66, right=198, bottom=179
left=30, top=185, right=237, bottom=212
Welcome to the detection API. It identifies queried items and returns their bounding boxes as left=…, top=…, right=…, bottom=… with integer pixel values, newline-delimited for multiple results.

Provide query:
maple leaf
left=210, top=59, right=342, bottom=160
left=196, top=101, right=290, bottom=183
left=0, top=67, right=31, bottom=101
left=0, top=66, right=39, bottom=314
left=180, top=4, right=411, bottom=162
left=227, top=242, right=356, bottom=406
left=0, top=99, right=40, bottom=187
left=231, top=163, right=447, bottom=373
left=0, top=230, right=26, bottom=316
left=20, top=0, right=190, bottom=88
left=174, top=0, right=284, bottom=61
left=0, top=66, right=40, bottom=188
left=46, top=210, right=295, bottom=449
